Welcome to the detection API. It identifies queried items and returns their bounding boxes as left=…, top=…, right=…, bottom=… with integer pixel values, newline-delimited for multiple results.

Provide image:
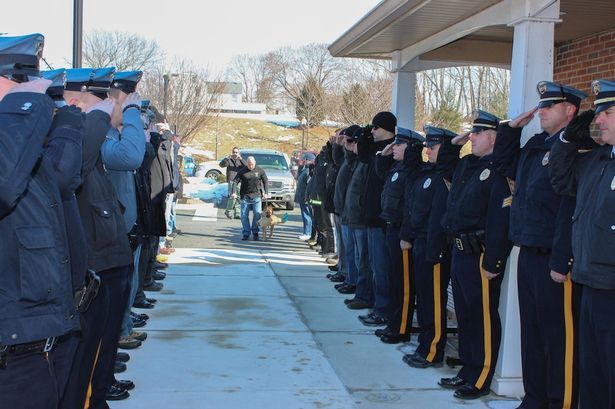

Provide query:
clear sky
left=3, top=0, right=380, bottom=74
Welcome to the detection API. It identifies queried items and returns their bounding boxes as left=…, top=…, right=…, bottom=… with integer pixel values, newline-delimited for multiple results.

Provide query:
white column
left=391, top=70, right=416, bottom=130
left=492, top=0, right=560, bottom=397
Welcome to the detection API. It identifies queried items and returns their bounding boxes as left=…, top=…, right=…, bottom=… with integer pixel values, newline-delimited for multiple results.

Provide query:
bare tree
left=140, top=58, right=223, bottom=144
left=83, top=29, right=163, bottom=71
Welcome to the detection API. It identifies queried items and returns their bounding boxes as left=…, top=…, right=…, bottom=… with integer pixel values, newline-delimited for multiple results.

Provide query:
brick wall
left=554, top=28, right=615, bottom=110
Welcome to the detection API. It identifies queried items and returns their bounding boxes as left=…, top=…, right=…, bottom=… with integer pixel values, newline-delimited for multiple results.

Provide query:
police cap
left=536, top=81, right=587, bottom=109
left=424, top=125, right=457, bottom=148
left=393, top=126, right=424, bottom=145
left=65, top=67, right=116, bottom=99
left=591, top=79, right=615, bottom=113
left=470, top=110, right=500, bottom=133
left=41, top=68, right=66, bottom=102
left=0, top=33, right=44, bottom=81
left=111, top=70, right=143, bottom=94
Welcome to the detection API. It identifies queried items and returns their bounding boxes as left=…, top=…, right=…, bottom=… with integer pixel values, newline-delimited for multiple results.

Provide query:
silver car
left=240, top=149, right=296, bottom=210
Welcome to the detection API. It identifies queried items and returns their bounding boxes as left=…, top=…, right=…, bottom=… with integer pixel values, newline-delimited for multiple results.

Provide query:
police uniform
left=550, top=79, right=615, bottom=409
left=0, top=34, right=82, bottom=409
left=494, top=83, right=586, bottom=409
left=441, top=111, right=514, bottom=398
left=401, top=126, right=461, bottom=367
left=376, top=128, right=424, bottom=342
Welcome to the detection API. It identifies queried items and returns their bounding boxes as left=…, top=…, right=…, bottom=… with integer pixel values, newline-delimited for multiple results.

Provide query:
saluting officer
left=440, top=111, right=514, bottom=399
left=401, top=126, right=461, bottom=368
left=375, top=128, right=425, bottom=344
left=494, top=82, right=586, bottom=409
left=0, top=34, right=82, bottom=409
left=549, top=79, right=615, bottom=409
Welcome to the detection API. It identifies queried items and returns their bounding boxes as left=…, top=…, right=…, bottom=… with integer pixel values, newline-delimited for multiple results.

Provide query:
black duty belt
left=386, top=221, right=401, bottom=228
left=0, top=333, right=72, bottom=369
left=453, top=230, right=485, bottom=255
left=524, top=246, right=551, bottom=255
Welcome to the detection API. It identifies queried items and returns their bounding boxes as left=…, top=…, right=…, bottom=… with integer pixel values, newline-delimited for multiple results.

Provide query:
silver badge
left=592, top=80, right=601, bottom=96
left=391, top=172, right=399, bottom=182
left=479, top=168, right=491, bottom=181
left=538, top=82, right=548, bottom=95
left=423, top=178, right=431, bottom=189
left=542, top=152, right=550, bottom=166
left=611, top=175, right=615, bottom=191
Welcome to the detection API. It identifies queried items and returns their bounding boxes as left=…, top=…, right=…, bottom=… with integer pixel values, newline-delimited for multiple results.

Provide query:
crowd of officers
left=297, top=80, right=615, bottom=408
left=0, top=34, right=182, bottom=409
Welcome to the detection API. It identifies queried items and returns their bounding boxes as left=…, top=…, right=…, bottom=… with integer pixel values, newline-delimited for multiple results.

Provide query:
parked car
left=183, top=155, right=196, bottom=176
left=195, top=160, right=225, bottom=180
left=240, top=148, right=296, bottom=210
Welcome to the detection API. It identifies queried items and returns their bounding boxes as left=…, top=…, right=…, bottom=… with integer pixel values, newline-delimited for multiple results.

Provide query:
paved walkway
left=114, top=206, right=522, bottom=409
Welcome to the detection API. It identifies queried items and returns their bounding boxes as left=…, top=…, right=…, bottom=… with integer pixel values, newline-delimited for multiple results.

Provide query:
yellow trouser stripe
left=426, top=263, right=442, bottom=362
left=84, top=341, right=102, bottom=409
left=563, top=279, right=574, bottom=409
left=400, top=249, right=410, bottom=334
left=476, top=255, right=492, bottom=390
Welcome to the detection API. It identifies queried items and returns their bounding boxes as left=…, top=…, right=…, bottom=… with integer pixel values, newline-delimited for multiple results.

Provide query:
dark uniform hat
left=65, top=67, right=116, bottom=99
left=536, top=81, right=587, bottom=109
left=341, top=124, right=361, bottom=140
left=111, top=70, right=143, bottom=94
left=372, top=111, right=397, bottom=133
left=424, top=125, right=457, bottom=148
left=347, top=125, right=364, bottom=142
left=41, top=68, right=66, bottom=103
left=470, top=110, right=500, bottom=133
left=393, top=126, right=424, bottom=145
left=0, top=33, right=45, bottom=82
left=591, top=79, right=615, bottom=113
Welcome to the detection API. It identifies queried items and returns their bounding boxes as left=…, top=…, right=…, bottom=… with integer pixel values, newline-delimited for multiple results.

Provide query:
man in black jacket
left=232, top=156, right=268, bottom=240
left=220, top=147, right=245, bottom=219
left=0, top=34, right=82, bottom=409
left=355, top=112, right=397, bottom=327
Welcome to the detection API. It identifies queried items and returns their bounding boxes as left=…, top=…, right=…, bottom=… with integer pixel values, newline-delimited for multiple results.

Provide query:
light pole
left=300, top=117, right=307, bottom=150
left=162, top=73, right=178, bottom=120
left=72, top=0, right=83, bottom=68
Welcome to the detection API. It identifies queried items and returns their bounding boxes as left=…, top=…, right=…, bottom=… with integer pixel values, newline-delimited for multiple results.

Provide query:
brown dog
left=258, top=204, right=283, bottom=240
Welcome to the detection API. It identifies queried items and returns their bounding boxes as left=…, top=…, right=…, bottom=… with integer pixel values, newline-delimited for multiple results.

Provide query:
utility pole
left=72, top=0, right=83, bottom=68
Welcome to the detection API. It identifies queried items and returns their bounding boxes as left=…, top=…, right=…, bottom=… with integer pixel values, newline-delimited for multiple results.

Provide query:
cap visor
left=425, top=140, right=442, bottom=148
left=595, top=101, right=615, bottom=114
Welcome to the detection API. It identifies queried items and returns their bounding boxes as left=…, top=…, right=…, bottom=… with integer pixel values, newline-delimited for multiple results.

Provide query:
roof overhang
left=329, top=0, right=615, bottom=71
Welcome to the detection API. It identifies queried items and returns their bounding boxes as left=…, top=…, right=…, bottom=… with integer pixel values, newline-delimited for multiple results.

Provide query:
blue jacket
left=101, top=107, right=145, bottom=232
left=0, top=92, right=80, bottom=345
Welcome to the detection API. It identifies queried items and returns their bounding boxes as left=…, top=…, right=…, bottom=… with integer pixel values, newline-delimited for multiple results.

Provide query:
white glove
left=122, top=92, right=142, bottom=111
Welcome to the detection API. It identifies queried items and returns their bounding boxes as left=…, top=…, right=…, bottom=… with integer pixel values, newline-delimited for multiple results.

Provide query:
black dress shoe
left=439, top=376, right=467, bottom=390
left=328, top=265, right=338, bottom=272
left=375, top=327, right=393, bottom=337
left=151, top=270, right=166, bottom=280
left=454, top=384, right=490, bottom=400
left=346, top=299, right=373, bottom=310
left=145, top=298, right=157, bottom=304
left=143, top=281, right=163, bottom=292
left=114, top=379, right=135, bottom=391
left=104, top=384, right=130, bottom=400
left=242, top=235, right=249, bottom=240
left=252, top=234, right=259, bottom=241
left=131, top=317, right=146, bottom=328
left=114, top=361, right=127, bottom=374
left=155, top=261, right=168, bottom=269
left=333, top=283, right=345, bottom=289
left=344, top=298, right=356, bottom=305
left=116, top=352, right=130, bottom=362
left=380, top=333, right=411, bottom=344
left=328, top=273, right=345, bottom=283
left=131, top=311, right=149, bottom=321
left=337, top=284, right=356, bottom=294
left=404, top=353, right=443, bottom=368
left=133, top=300, right=155, bottom=309
left=359, top=312, right=388, bottom=326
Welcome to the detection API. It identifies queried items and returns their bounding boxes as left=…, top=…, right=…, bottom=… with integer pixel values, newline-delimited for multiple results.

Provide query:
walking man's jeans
left=240, top=196, right=262, bottom=237
left=299, top=202, right=313, bottom=236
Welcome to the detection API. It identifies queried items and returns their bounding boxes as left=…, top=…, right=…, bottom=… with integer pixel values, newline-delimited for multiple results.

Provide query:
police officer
left=495, top=83, right=586, bottom=409
left=401, top=126, right=461, bottom=367
left=549, top=79, right=615, bottom=409
left=375, top=128, right=424, bottom=344
left=60, top=67, right=135, bottom=408
left=440, top=111, right=514, bottom=399
left=0, top=34, right=82, bottom=409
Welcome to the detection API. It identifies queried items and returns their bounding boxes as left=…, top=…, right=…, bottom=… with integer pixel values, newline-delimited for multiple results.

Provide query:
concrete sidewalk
left=114, top=210, right=522, bottom=409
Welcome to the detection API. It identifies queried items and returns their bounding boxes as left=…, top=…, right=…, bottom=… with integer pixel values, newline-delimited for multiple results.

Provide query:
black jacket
left=357, top=133, right=395, bottom=227
left=306, top=151, right=327, bottom=205
left=234, top=166, right=268, bottom=199
left=219, top=155, right=246, bottom=181
left=334, top=149, right=356, bottom=217
left=550, top=140, right=615, bottom=289
left=343, top=161, right=369, bottom=228
left=76, top=110, right=132, bottom=272
left=148, top=131, right=174, bottom=236
left=443, top=154, right=513, bottom=273
left=0, top=92, right=80, bottom=345
left=494, top=123, right=574, bottom=274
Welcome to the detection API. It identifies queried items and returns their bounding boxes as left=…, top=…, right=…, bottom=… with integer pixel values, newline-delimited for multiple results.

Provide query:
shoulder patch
left=423, top=178, right=431, bottom=189
left=479, top=168, right=491, bottom=181
left=391, top=172, right=399, bottom=182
